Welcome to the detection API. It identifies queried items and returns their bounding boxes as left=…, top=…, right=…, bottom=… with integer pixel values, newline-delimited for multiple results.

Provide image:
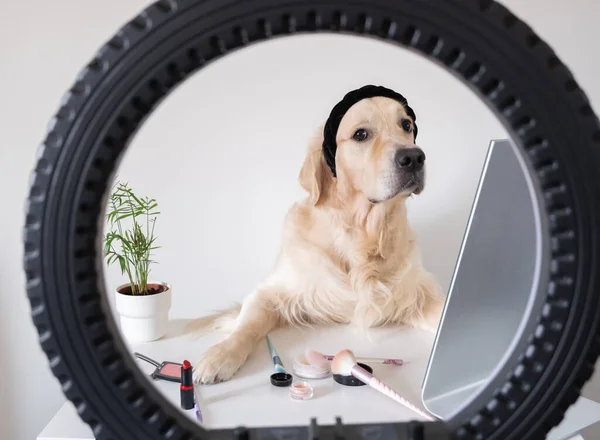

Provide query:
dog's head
left=300, top=86, right=425, bottom=205
left=334, top=96, right=424, bottom=203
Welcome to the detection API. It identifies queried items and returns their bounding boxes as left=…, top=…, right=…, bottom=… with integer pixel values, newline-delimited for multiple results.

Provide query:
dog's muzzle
left=395, top=148, right=426, bottom=172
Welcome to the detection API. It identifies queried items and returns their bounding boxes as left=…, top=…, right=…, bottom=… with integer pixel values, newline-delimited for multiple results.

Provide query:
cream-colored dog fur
left=190, top=97, right=445, bottom=384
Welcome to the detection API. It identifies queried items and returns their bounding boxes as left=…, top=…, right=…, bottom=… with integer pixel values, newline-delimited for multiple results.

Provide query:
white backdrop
left=1, top=1, right=599, bottom=439
left=105, top=33, right=507, bottom=318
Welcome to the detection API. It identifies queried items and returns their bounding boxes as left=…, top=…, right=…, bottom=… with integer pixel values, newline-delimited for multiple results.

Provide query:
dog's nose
left=395, top=148, right=426, bottom=171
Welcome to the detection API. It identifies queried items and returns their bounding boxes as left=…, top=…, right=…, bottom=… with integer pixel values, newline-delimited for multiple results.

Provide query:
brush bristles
left=305, top=349, right=330, bottom=369
left=331, top=349, right=357, bottom=375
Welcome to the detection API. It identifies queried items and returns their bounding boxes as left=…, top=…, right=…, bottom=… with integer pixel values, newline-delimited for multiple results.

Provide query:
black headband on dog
left=322, top=85, right=418, bottom=177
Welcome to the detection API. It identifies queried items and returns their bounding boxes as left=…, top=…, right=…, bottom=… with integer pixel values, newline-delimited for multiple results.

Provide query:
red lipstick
left=180, top=360, right=194, bottom=410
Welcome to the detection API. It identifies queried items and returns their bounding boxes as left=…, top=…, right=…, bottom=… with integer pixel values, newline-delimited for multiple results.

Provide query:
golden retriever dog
left=191, top=85, right=445, bottom=384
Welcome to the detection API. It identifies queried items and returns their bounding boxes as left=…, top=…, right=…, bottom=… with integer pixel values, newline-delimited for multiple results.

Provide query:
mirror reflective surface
left=422, top=139, right=548, bottom=421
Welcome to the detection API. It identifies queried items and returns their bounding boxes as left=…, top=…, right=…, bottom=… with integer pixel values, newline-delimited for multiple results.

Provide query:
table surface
left=38, top=319, right=600, bottom=439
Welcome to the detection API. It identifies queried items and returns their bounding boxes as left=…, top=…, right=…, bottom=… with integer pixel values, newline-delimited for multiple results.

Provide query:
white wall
left=1, top=1, right=599, bottom=439
left=109, top=35, right=509, bottom=318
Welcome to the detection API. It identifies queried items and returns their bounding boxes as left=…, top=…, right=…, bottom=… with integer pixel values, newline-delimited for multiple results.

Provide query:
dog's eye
left=401, top=119, right=412, bottom=133
left=352, top=129, right=369, bottom=142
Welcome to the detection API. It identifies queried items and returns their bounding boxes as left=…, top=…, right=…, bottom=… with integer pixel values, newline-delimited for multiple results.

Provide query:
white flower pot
left=114, top=281, right=172, bottom=342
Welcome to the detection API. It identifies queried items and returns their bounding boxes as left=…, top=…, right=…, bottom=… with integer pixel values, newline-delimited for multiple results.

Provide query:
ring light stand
left=23, top=1, right=600, bottom=439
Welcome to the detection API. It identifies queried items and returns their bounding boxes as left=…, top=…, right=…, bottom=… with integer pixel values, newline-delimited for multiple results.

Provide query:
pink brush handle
left=324, top=355, right=404, bottom=366
left=358, top=356, right=404, bottom=366
left=350, top=366, right=435, bottom=421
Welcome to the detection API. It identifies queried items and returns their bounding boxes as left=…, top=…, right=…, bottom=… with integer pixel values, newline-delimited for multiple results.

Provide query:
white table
left=38, top=320, right=600, bottom=439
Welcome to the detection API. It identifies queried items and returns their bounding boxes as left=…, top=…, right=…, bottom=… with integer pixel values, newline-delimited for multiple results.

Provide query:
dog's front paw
left=193, top=340, right=249, bottom=384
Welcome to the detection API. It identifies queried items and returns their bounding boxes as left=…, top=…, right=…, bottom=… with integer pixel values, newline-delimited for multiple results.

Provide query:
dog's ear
left=299, top=130, right=329, bottom=205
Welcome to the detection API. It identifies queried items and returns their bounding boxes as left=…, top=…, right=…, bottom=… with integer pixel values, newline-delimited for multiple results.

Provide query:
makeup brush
left=331, top=349, right=435, bottom=421
left=305, top=349, right=405, bottom=367
left=266, top=335, right=293, bottom=387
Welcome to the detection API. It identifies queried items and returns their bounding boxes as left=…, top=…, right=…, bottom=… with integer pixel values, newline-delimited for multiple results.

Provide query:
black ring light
left=23, top=0, right=600, bottom=439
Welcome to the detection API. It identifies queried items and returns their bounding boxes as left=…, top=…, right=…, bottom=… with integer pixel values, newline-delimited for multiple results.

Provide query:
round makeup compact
left=333, top=362, right=373, bottom=387
left=289, top=380, right=314, bottom=401
left=293, top=354, right=331, bottom=379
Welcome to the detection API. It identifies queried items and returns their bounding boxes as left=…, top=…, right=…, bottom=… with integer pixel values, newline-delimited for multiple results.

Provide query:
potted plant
left=104, top=181, right=171, bottom=342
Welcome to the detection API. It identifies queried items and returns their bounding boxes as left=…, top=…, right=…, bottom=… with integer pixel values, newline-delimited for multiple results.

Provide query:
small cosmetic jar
left=333, top=362, right=373, bottom=387
left=289, top=380, right=314, bottom=401
left=293, top=354, right=331, bottom=379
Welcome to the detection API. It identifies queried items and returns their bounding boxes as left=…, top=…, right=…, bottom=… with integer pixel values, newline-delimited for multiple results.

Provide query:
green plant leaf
left=103, top=180, right=161, bottom=286
left=117, top=255, right=128, bottom=275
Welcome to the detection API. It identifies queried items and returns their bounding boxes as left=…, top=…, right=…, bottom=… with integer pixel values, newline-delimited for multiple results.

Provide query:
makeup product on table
left=332, top=362, right=373, bottom=387
left=133, top=352, right=182, bottom=383
left=180, top=360, right=202, bottom=423
left=305, top=349, right=404, bottom=367
left=293, top=353, right=331, bottom=379
left=331, top=349, right=435, bottom=421
left=180, top=360, right=195, bottom=409
left=289, top=380, right=314, bottom=401
left=193, top=385, right=203, bottom=424
left=266, top=335, right=293, bottom=387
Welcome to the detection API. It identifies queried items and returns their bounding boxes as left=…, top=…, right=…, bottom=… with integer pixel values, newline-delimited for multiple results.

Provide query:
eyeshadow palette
left=133, top=352, right=183, bottom=383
